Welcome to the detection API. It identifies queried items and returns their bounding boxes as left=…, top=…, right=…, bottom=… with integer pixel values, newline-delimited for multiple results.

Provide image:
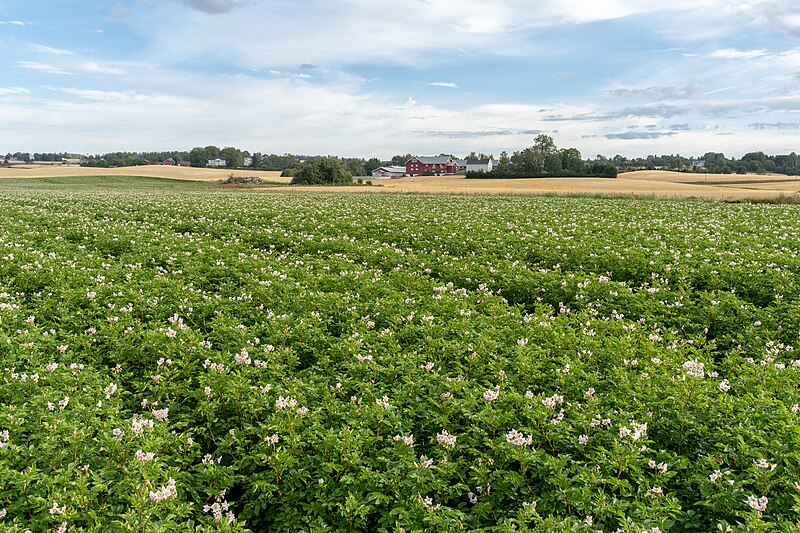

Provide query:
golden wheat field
left=2, top=165, right=800, bottom=200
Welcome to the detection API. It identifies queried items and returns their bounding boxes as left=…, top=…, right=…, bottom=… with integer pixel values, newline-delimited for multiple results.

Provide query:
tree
left=364, top=158, right=382, bottom=174
left=343, top=158, right=365, bottom=176
left=497, top=151, right=510, bottom=172
left=391, top=154, right=413, bottom=166
left=220, top=147, right=243, bottom=168
left=560, top=148, right=584, bottom=175
left=291, top=158, right=352, bottom=185
left=511, top=134, right=558, bottom=175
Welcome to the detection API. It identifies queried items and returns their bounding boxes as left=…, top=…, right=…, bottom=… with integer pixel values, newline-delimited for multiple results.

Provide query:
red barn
left=405, top=156, right=457, bottom=176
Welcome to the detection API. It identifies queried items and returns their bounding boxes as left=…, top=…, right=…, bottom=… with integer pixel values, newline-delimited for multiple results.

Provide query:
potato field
left=1, top=184, right=800, bottom=531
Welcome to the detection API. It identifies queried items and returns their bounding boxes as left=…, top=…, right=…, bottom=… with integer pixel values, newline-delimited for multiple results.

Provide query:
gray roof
left=454, top=159, right=468, bottom=166
left=409, top=156, right=453, bottom=165
left=467, top=159, right=493, bottom=165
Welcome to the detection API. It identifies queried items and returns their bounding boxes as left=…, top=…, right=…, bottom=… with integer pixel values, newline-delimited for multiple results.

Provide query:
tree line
left=610, top=151, right=800, bottom=176
left=6, top=143, right=800, bottom=178
left=465, top=135, right=617, bottom=179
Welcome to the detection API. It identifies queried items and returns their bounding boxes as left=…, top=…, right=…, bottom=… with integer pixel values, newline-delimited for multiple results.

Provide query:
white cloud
left=29, top=44, right=74, bottom=56
left=79, top=62, right=126, bottom=75
left=0, top=87, right=30, bottom=96
left=427, top=82, right=459, bottom=88
left=0, top=20, right=28, bottom=26
left=710, top=48, right=769, bottom=59
left=17, top=61, right=72, bottom=75
left=142, top=0, right=732, bottom=70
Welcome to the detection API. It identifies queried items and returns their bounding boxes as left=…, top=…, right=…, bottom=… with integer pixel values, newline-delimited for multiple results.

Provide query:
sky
left=2, top=0, right=800, bottom=159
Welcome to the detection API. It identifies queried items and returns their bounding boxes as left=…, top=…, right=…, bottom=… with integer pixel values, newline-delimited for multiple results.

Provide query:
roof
left=454, top=159, right=468, bottom=166
left=374, top=166, right=407, bottom=173
left=408, top=156, right=453, bottom=165
left=467, top=159, right=493, bottom=165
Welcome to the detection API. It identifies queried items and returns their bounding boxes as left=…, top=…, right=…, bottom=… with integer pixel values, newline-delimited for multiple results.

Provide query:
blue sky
left=2, top=0, right=800, bottom=159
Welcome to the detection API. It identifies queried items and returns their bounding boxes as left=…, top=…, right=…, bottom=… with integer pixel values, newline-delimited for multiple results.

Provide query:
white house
left=207, top=158, right=227, bottom=167
left=243, top=156, right=253, bottom=167
left=371, top=166, right=407, bottom=178
left=466, top=157, right=495, bottom=173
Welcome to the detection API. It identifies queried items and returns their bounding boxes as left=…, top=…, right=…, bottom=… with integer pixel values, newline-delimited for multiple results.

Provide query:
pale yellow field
left=0, top=165, right=286, bottom=182
left=280, top=171, right=800, bottom=200
left=2, top=166, right=800, bottom=200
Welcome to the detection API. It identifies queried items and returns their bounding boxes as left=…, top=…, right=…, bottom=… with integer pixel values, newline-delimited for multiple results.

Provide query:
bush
left=290, top=158, right=352, bottom=185
left=280, top=168, right=297, bottom=178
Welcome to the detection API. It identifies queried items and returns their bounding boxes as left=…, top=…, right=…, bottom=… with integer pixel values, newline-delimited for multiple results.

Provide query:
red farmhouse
left=405, top=156, right=457, bottom=176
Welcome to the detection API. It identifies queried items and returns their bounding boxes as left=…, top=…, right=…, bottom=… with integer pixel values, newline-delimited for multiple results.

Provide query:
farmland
left=2, top=181, right=800, bottom=531
left=3, top=166, right=800, bottom=200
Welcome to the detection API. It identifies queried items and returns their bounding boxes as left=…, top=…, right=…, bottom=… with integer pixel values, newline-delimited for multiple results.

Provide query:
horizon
left=2, top=1, right=800, bottom=159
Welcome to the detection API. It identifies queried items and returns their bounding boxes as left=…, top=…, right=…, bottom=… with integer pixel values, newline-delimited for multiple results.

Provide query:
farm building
left=179, top=160, right=191, bottom=167
left=371, top=166, right=407, bottom=178
left=455, top=159, right=468, bottom=172
left=207, top=158, right=227, bottom=167
left=405, top=156, right=457, bottom=176
left=466, top=158, right=495, bottom=173
left=162, top=158, right=176, bottom=166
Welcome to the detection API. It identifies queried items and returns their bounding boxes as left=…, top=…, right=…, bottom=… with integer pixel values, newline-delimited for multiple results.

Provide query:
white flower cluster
left=618, top=422, right=648, bottom=442
left=483, top=389, right=499, bottom=402
left=104, top=382, right=118, bottom=399
left=415, top=455, right=433, bottom=469
left=542, top=394, right=564, bottom=409
left=682, top=359, right=705, bottom=378
left=753, top=458, right=777, bottom=471
left=149, top=478, right=177, bottom=502
left=235, top=348, right=251, bottom=365
left=0, top=430, right=8, bottom=450
left=131, top=417, right=155, bottom=436
left=421, top=496, right=441, bottom=512
left=648, top=460, right=668, bottom=474
left=392, top=434, right=414, bottom=447
left=746, top=495, right=768, bottom=512
left=135, top=449, right=155, bottom=463
left=436, top=430, right=456, bottom=448
left=275, top=396, right=298, bottom=410
left=709, top=469, right=733, bottom=484
left=202, top=359, right=226, bottom=373
left=204, top=500, right=235, bottom=523
left=506, top=429, right=533, bottom=447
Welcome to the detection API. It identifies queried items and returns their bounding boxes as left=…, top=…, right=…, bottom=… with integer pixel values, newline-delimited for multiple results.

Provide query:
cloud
left=710, top=48, right=769, bottom=60
left=427, top=82, right=459, bottom=88
left=299, top=64, right=319, bottom=70
left=30, top=44, right=75, bottom=56
left=174, top=0, right=241, bottom=14
left=543, top=104, right=688, bottom=121
left=669, top=123, right=691, bottom=131
left=17, top=60, right=126, bottom=76
left=416, top=129, right=522, bottom=138
left=729, top=1, right=800, bottom=38
left=610, top=84, right=705, bottom=100
left=0, top=87, right=30, bottom=96
left=604, top=131, right=677, bottom=140
left=79, top=62, right=126, bottom=75
left=0, top=20, right=29, bottom=26
left=749, top=122, right=800, bottom=130
left=55, top=88, right=192, bottom=105
left=17, top=61, right=72, bottom=75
